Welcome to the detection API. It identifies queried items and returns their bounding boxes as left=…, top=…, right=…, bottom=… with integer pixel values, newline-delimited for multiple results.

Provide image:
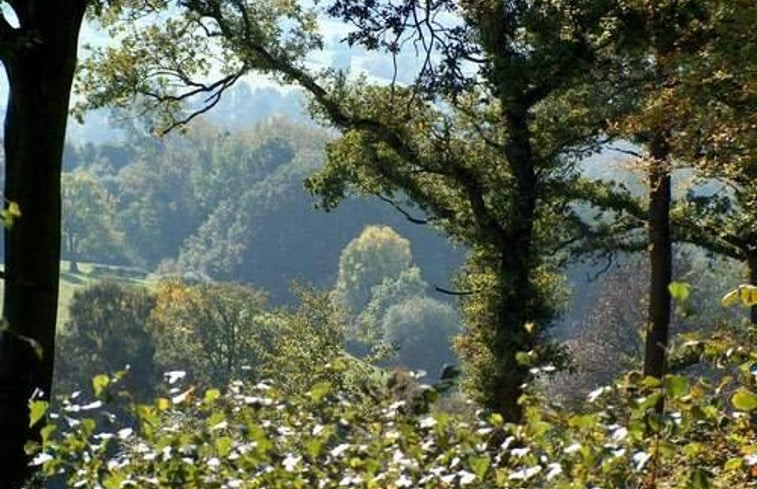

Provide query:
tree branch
left=375, top=194, right=432, bottom=225
left=434, top=285, right=478, bottom=296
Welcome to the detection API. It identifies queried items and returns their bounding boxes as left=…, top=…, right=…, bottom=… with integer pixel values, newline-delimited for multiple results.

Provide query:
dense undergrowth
left=29, top=326, right=755, bottom=489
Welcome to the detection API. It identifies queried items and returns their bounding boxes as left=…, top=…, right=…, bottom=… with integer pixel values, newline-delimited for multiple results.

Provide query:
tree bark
left=0, top=3, right=86, bottom=486
left=489, top=110, right=539, bottom=422
left=749, top=254, right=757, bottom=325
left=642, top=135, right=672, bottom=380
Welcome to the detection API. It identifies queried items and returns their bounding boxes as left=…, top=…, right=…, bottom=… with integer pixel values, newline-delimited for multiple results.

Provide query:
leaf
left=665, top=375, right=689, bottom=399
left=689, top=468, right=711, bottom=489
left=8, top=201, right=21, bottom=217
left=92, top=374, right=110, bottom=397
left=637, top=392, right=662, bottom=411
left=668, top=281, right=691, bottom=302
left=731, top=388, right=757, bottom=412
left=723, top=457, right=743, bottom=471
left=641, top=376, right=661, bottom=388
left=305, top=439, right=324, bottom=459
left=204, top=388, right=221, bottom=404
left=215, top=436, right=233, bottom=457
left=28, top=400, right=48, bottom=428
left=308, top=381, right=332, bottom=402
left=468, top=455, right=490, bottom=478
left=515, top=351, right=534, bottom=366
left=1, top=201, right=21, bottom=227
left=568, top=413, right=598, bottom=429
left=721, top=285, right=757, bottom=307
left=40, top=424, right=57, bottom=443
left=156, top=397, right=171, bottom=411
left=488, top=413, right=504, bottom=428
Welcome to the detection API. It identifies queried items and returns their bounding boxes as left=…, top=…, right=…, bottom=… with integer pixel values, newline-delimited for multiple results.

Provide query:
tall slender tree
left=608, top=0, right=757, bottom=381
left=0, top=2, right=88, bottom=485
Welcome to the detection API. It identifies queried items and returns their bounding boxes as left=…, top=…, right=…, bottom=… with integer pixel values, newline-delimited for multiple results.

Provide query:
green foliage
left=382, top=296, right=461, bottom=377
left=55, top=281, right=156, bottom=400
left=61, top=170, right=126, bottom=270
left=332, top=226, right=462, bottom=376
left=151, top=279, right=359, bottom=396
left=669, top=281, right=692, bottom=302
left=77, top=0, right=321, bottom=132
left=75, top=0, right=755, bottom=424
left=333, top=225, right=414, bottom=317
left=34, top=332, right=756, bottom=488
left=151, top=279, right=270, bottom=388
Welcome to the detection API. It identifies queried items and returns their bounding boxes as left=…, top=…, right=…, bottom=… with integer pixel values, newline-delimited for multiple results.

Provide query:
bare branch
left=375, top=194, right=432, bottom=225
left=434, top=285, right=478, bottom=296
left=607, top=146, right=643, bottom=159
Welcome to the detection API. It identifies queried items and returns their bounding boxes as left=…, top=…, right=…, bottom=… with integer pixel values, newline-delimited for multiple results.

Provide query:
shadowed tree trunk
left=643, top=134, right=672, bottom=380
left=749, top=255, right=757, bottom=325
left=491, top=109, right=540, bottom=421
left=0, top=2, right=87, bottom=486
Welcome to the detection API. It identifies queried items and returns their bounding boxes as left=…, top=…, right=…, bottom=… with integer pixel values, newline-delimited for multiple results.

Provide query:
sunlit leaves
left=92, top=374, right=110, bottom=397
left=33, top=336, right=757, bottom=489
left=731, top=388, right=757, bottom=412
left=669, top=281, right=691, bottom=302
left=78, top=0, right=322, bottom=134
left=28, top=400, right=48, bottom=428
left=721, top=285, right=757, bottom=308
left=0, top=200, right=21, bottom=227
left=665, top=375, right=689, bottom=399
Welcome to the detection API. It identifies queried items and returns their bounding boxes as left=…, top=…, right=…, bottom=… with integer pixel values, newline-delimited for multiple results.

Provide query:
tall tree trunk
left=749, top=254, right=757, bottom=325
left=643, top=135, right=672, bottom=380
left=0, top=4, right=86, bottom=486
left=489, top=110, right=539, bottom=422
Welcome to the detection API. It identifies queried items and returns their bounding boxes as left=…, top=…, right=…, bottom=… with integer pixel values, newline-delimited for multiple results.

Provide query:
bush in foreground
left=32, top=332, right=755, bottom=488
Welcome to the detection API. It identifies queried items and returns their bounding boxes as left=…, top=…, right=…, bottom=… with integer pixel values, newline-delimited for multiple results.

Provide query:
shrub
left=35, top=330, right=755, bottom=488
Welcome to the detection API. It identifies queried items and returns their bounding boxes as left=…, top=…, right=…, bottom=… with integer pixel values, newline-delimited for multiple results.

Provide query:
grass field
left=0, top=261, right=157, bottom=328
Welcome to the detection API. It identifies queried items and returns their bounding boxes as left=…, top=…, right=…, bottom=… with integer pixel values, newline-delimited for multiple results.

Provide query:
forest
left=0, top=1, right=754, bottom=488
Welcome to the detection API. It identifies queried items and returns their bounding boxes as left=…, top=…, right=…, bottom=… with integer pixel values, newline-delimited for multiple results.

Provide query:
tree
left=61, top=170, right=125, bottom=272
left=80, top=0, right=640, bottom=420
left=333, top=225, right=413, bottom=317
left=0, top=1, right=88, bottom=484
left=55, top=281, right=156, bottom=400
left=355, top=267, right=429, bottom=350
left=151, top=279, right=271, bottom=388
left=604, top=0, right=757, bottom=381
left=115, top=133, right=204, bottom=268
left=382, top=295, right=460, bottom=378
